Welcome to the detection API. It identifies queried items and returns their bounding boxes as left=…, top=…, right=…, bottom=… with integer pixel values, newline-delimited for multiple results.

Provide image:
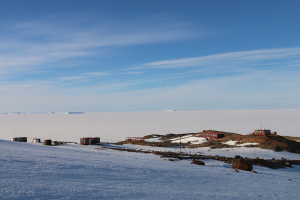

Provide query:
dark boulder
left=191, top=159, right=205, bottom=165
left=232, top=159, right=253, bottom=171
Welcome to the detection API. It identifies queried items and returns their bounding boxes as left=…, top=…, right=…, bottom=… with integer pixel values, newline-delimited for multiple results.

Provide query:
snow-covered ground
left=113, top=143, right=300, bottom=160
left=0, top=109, right=299, bottom=143
left=170, top=135, right=207, bottom=144
left=1, top=109, right=300, bottom=199
left=222, top=140, right=259, bottom=147
left=1, top=139, right=300, bottom=199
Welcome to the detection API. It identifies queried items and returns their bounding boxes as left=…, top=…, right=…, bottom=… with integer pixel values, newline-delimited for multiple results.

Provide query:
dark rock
left=191, top=159, right=205, bottom=165
left=285, top=162, right=291, bottom=167
left=232, top=159, right=253, bottom=171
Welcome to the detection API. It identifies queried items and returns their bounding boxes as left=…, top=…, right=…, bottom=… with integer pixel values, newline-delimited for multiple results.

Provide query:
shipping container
left=32, top=138, right=41, bottom=143
left=12, top=137, right=27, bottom=142
left=44, top=140, right=52, bottom=145
left=80, top=137, right=100, bottom=145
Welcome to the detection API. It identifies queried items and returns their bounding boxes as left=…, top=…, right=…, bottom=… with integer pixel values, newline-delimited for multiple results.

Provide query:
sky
left=0, top=0, right=300, bottom=112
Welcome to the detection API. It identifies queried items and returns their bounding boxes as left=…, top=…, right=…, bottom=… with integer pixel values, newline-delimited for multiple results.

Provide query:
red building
left=197, top=131, right=224, bottom=139
left=252, top=129, right=271, bottom=136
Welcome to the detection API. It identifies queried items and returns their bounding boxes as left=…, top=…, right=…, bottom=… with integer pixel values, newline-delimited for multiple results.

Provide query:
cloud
left=57, top=76, right=84, bottom=81
left=82, top=72, right=112, bottom=76
left=136, top=47, right=300, bottom=70
left=0, top=14, right=202, bottom=75
left=1, top=10, right=300, bottom=112
left=1, top=64, right=299, bottom=113
left=123, top=72, right=143, bottom=75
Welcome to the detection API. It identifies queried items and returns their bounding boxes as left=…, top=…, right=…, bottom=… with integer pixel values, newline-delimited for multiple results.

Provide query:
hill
left=119, top=130, right=300, bottom=154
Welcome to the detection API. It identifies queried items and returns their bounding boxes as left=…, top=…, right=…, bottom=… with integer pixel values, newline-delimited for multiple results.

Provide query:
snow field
left=118, top=143, right=300, bottom=160
left=222, top=140, right=259, bottom=147
left=1, top=109, right=300, bottom=199
left=170, top=136, right=208, bottom=144
left=1, top=140, right=300, bottom=199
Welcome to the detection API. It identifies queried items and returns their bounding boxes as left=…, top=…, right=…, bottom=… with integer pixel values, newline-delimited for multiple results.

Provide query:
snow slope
left=170, top=135, right=207, bottom=144
left=1, top=140, right=300, bottom=199
left=117, top=144, right=300, bottom=160
left=222, top=140, right=259, bottom=147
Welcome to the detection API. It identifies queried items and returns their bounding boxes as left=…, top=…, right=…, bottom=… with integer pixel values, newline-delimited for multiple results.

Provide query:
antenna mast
left=260, top=123, right=263, bottom=130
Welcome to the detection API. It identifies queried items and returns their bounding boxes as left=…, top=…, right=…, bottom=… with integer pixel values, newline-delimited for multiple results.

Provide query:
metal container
left=80, top=137, right=100, bottom=145
left=32, top=138, right=41, bottom=143
left=44, top=140, right=52, bottom=145
left=12, top=137, right=27, bottom=142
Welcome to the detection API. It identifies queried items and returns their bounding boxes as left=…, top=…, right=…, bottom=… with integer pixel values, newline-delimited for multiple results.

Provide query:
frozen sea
left=0, top=109, right=299, bottom=143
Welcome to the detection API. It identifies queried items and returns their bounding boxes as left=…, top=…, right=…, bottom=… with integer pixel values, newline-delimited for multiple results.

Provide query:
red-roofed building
left=197, top=131, right=224, bottom=139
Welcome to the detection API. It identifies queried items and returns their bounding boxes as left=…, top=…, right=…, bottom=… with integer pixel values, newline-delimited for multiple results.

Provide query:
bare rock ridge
left=117, top=130, right=300, bottom=154
left=96, top=146, right=300, bottom=170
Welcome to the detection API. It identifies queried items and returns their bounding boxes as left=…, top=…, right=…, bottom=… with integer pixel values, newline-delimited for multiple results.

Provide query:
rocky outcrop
left=232, top=159, right=253, bottom=171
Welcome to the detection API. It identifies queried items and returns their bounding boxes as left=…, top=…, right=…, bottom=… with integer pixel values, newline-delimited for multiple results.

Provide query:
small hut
left=252, top=129, right=271, bottom=136
left=44, top=140, right=52, bottom=145
left=12, top=137, right=27, bottom=142
left=197, top=131, right=224, bottom=139
left=80, top=137, right=100, bottom=145
left=32, top=138, right=41, bottom=143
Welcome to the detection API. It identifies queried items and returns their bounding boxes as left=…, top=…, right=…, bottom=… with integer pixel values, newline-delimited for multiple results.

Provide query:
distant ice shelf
left=1, top=112, right=85, bottom=115
left=57, top=112, right=85, bottom=114
left=3, top=112, right=27, bottom=115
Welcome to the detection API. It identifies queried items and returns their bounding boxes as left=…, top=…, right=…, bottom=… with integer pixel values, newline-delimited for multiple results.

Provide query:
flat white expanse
left=0, top=109, right=299, bottom=143
left=1, top=140, right=300, bottom=199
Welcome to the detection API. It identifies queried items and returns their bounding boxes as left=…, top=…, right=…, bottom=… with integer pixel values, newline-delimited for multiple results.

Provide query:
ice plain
left=1, top=109, right=300, bottom=199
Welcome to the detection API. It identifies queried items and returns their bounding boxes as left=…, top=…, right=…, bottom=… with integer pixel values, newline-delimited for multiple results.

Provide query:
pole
left=180, top=136, right=181, bottom=155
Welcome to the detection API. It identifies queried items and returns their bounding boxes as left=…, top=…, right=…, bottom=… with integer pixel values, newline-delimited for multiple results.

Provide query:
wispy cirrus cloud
left=22, top=46, right=300, bottom=91
left=1, top=67, right=299, bottom=112
left=0, top=14, right=203, bottom=75
left=136, top=47, right=300, bottom=70
left=82, top=72, right=112, bottom=76
left=55, top=72, right=113, bottom=84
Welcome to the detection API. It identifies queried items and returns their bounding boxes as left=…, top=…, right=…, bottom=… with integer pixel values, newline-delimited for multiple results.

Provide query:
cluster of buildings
left=11, top=137, right=100, bottom=145
left=10, top=128, right=275, bottom=146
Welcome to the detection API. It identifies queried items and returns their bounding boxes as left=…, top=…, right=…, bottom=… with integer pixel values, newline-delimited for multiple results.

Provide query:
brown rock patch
left=232, top=159, right=253, bottom=171
left=191, top=159, right=205, bottom=165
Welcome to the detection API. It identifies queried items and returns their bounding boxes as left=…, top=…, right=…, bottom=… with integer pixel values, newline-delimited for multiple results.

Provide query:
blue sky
left=0, top=0, right=300, bottom=112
